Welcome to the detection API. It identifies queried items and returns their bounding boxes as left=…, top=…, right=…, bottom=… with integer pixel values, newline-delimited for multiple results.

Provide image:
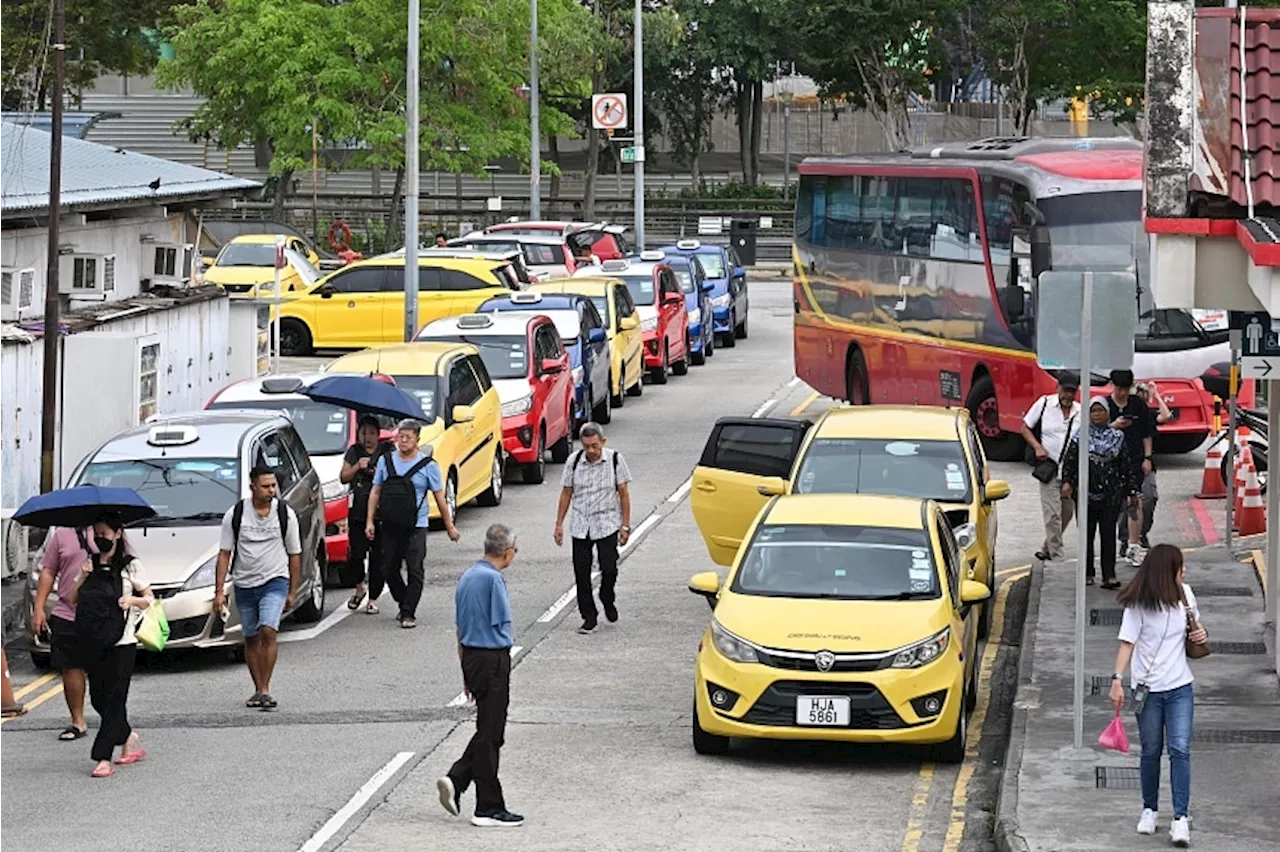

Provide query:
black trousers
left=380, top=526, right=427, bottom=618
left=1086, top=500, right=1123, bottom=582
left=448, top=647, right=511, bottom=814
left=572, top=533, right=618, bottom=623
left=348, top=519, right=385, bottom=598
left=84, top=643, right=136, bottom=762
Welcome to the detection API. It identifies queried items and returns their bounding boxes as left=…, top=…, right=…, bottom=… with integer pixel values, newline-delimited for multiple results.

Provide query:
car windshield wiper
left=862, top=591, right=936, bottom=600
left=134, top=511, right=225, bottom=525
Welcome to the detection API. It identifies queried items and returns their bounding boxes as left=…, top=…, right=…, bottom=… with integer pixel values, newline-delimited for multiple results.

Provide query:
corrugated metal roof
left=1, top=121, right=260, bottom=215
left=1, top=111, right=123, bottom=140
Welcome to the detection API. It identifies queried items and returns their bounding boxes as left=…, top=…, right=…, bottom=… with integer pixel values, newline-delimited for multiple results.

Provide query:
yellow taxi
left=686, top=493, right=990, bottom=762
left=204, top=234, right=321, bottom=297
left=324, top=342, right=505, bottom=522
left=276, top=257, right=514, bottom=355
left=690, top=405, right=1009, bottom=637
left=531, top=277, right=645, bottom=404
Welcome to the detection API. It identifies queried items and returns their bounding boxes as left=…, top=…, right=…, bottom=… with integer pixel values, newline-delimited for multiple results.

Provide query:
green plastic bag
left=135, top=600, right=170, bottom=652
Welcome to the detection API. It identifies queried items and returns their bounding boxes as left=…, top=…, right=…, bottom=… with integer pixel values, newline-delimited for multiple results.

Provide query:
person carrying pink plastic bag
left=1098, top=708, right=1130, bottom=753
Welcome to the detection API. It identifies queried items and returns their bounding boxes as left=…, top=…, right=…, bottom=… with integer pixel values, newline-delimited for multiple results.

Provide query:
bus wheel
left=1153, top=432, right=1207, bottom=455
left=846, top=350, right=870, bottom=405
left=966, top=375, right=1024, bottom=462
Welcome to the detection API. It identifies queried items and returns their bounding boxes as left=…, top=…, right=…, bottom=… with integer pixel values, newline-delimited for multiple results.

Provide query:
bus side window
left=981, top=175, right=1016, bottom=265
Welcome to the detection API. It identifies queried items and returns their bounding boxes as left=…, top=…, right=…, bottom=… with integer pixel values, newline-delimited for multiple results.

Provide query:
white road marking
left=787, top=376, right=801, bottom=388
left=298, top=750, right=415, bottom=852
left=447, top=646, right=524, bottom=707
left=619, top=514, right=659, bottom=553
left=278, top=596, right=357, bottom=644
left=537, top=578, right=593, bottom=623
left=667, top=477, right=693, bottom=503
left=752, top=398, right=778, bottom=418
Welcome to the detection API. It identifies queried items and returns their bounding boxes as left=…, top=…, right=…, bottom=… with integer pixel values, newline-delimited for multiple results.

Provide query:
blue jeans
left=235, top=576, right=290, bottom=638
left=1136, top=682, right=1194, bottom=818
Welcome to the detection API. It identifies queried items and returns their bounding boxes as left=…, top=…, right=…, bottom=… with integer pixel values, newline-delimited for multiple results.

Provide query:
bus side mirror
left=1003, top=285, right=1026, bottom=319
left=1029, top=223, right=1051, bottom=279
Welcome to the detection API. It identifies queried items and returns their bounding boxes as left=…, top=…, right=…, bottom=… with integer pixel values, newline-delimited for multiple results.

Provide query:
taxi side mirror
left=984, top=480, right=1011, bottom=503
left=663, top=292, right=684, bottom=307
left=202, top=256, right=215, bottom=268
left=701, top=281, right=715, bottom=293
left=960, top=580, right=991, bottom=604
left=688, top=571, right=721, bottom=609
left=619, top=316, right=639, bottom=331
left=539, top=358, right=565, bottom=375
left=452, top=404, right=476, bottom=424
left=588, top=327, right=607, bottom=344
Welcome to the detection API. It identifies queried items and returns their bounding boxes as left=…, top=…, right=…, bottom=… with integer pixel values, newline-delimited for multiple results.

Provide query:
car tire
left=431, top=470, right=460, bottom=530
left=966, top=374, right=1023, bottom=462
left=523, top=429, right=547, bottom=485
left=847, top=349, right=870, bottom=405
left=721, top=312, right=737, bottom=348
left=935, top=688, right=968, bottom=764
left=30, top=651, right=50, bottom=670
left=652, top=346, right=669, bottom=385
left=977, top=593, right=993, bottom=640
left=294, top=554, right=326, bottom=623
left=965, top=673, right=979, bottom=713
left=550, top=430, right=572, bottom=463
left=690, top=333, right=706, bottom=366
left=611, top=370, right=625, bottom=407
left=734, top=311, right=748, bottom=340
left=673, top=340, right=690, bottom=375
left=279, top=319, right=313, bottom=357
left=478, top=454, right=505, bottom=506
left=593, top=382, right=612, bottom=423
left=705, top=327, right=715, bottom=358
left=692, top=701, right=730, bottom=755
left=627, top=368, right=644, bottom=396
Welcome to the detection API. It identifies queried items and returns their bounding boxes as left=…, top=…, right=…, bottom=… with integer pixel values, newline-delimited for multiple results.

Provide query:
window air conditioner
left=59, top=253, right=116, bottom=298
left=150, top=243, right=194, bottom=285
left=0, top=267, right=36, bottom=321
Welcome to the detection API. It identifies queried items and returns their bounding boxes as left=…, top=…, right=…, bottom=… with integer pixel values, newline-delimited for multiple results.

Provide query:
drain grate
left=1090, top=608, right=1125, bottom=626
left=1194, top=586, right=1255, bottom=597
left=1210, top=641, right=1267, bottom=655
left=1194, top=729, right=1280, bottom=744
left=1095, top=766, right=1141, bottom=789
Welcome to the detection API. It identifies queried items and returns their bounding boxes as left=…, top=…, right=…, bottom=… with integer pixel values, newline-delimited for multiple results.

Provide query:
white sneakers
left=1137, top=810, right=1191, bottom=846
left=1126, top=543, right=1147, bottom=567
left=1170, top=816, right=1191, bottom=847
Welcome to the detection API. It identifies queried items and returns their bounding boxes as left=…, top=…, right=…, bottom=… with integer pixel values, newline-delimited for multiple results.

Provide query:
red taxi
left=416, top=312, right=574, bottom=484
left=575, top=253, right=690, bottom=384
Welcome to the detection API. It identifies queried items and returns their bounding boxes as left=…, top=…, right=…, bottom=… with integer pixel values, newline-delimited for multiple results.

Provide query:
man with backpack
left=553, top=422, right=632, bottom=634
left=214, top=466, right=302, bottom=711
left=365, top=419, right=460, bottom=629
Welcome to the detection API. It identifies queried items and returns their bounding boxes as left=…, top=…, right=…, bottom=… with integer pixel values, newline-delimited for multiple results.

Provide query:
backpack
left=570, top=448, right=620, bottom=485
left=230, top=498, right=291, bottom=573
left=378, top=452, right=432, bottom=531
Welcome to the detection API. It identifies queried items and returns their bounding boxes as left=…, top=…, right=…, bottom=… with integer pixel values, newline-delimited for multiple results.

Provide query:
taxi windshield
left=793, top=438, right=973, bottom=503
left=428, top=335, right=528, bottom=379
left=386, top=375, right=437, bottom=421
left=673, top=268, right=696, bottom=293
left=696, top=252, right=726, bottom=278
left=206, top=399, right=350, bottom=454
left=731, top=524, right=939, bottom=600
left=619, top=275, right=655, bottom=306
left=79, top=458, right=241, bottom=523
left=216, top=244, right=277, bottom=267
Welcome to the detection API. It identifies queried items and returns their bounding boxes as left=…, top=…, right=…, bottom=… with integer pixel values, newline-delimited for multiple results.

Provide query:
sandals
left=1086, top=577, right=1095, bottom=586
left=1101, top=580, right=1123, bottom=590
left=400, top=618, right=416, bottom=629
left=91, top=763, right=114, bottom=778
left=246, top=693, right=264, bottom=708
left=365, top=601, right=379, bottom=615
left=260, top=694, right=278, bottom=710
left=59, top=725, right=88, bottom=741
left=347, top=587, right=367, bottom=611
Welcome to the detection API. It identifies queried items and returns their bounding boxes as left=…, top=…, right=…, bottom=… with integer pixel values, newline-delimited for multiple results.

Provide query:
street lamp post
left=529, top=0, right=541, bottom=220
left=632, top=0, right=645, bottom=249
left=404, top=0, right=420, bottom=342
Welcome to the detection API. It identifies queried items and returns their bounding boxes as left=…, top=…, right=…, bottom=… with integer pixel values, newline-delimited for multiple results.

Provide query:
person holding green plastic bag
left=64, top=512, right=154, bottom=778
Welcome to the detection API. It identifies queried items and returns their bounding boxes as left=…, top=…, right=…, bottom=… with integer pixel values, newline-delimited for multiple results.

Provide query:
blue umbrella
left=13, top=485, right=156, bottom=529
left=301, top=374, right=428, bottom=422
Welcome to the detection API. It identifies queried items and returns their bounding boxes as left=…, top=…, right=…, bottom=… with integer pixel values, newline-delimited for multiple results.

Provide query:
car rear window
left=731, top=524, right=939, bottom=600
left=794, top=438, right=972, bottom=502
left=523, top=244, right=566, bottom=266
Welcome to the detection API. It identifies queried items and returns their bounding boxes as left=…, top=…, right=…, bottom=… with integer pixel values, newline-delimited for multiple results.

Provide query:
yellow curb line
left=11, top=672, right=57, bottom=701
left=789, top=390, right=821, bottom=418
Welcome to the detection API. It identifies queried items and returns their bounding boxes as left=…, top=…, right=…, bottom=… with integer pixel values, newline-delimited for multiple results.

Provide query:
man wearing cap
left=1106, top=369, right=1155, bottom=566
left=1022, top=374, right=1081, bottom=562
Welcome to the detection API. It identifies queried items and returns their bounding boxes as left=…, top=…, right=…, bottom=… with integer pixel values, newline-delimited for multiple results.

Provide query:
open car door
left=690, top=417, right=810, bottom=565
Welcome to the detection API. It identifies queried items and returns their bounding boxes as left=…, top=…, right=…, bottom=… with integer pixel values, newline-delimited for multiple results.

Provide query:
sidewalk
left=995, top=546, right=1280, bottom=852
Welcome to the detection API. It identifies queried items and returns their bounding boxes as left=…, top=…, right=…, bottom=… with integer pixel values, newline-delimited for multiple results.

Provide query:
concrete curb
left=1248, top=548, right=1267, bottom=596
left=992, top=558, right=1042, bottom=852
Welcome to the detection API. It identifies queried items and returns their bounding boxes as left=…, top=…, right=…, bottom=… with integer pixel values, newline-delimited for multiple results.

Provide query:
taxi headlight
left=321, top=478, right=347, bottom=501
left=182, top=556, right=218, bottom=591
left=710, top=294, right=731, bottom=309
left=688, top=307, right=701, bottom=325
left=887, top=627, right=951, bottom=669
left=954, top=523, right=978, bottom=552
left=502, top=395, right=533, bottom=417
left=641, top=316, right=658, bottom=332
left=710, top=619, right=759, bottom=664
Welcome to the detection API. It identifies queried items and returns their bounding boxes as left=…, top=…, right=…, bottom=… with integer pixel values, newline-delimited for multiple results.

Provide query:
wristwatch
left=1111, top=673, right=1123, bottom=681
left=622, top=525, right=631, bottom=532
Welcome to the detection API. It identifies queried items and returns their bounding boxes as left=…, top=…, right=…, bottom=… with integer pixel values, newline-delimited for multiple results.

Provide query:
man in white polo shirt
left=1021, top=373, right=1081, bottom=562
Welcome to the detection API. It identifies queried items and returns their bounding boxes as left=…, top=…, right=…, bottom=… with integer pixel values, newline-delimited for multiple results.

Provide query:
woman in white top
left=1108, top=544, right=1208, bottom=848
left=65, top=512, right=152, bottom=778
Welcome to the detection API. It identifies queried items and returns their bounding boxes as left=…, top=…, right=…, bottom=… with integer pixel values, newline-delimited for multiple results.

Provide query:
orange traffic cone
left=1234, top=461, right=1250, bottom=525
left=1197, top=440, right=1228, bottom=498
left=1, top=650, right=26, bottom=718
left=1238, top=467, right=1267, bottom=536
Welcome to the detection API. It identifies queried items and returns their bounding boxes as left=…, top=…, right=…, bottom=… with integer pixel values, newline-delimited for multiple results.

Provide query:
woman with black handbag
left=1061, top=398, right=1139, bottom=588
left=1021, top=373, right=1080, bottom=562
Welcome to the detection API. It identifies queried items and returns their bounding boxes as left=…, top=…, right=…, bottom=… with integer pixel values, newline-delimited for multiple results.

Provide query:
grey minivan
left=28, top=411, right=327, bottom=663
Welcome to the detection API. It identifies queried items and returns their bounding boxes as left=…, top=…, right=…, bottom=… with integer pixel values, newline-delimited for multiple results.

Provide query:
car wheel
left=593, top=381, right=612, bottom=423
left=30, top=651, right=50, bottom=670
left=627, top=366, right=644, bottom=396
left=977, top=597, right=993, bottom=641
left=935, top=688, right=968, bottom=764
left=690, top=333, right=705, bottom=366
left=734, top=311, right=748, bottom=340
left=966, top=374, right=1023, bottom=462
left=692, top=701, right=730, bottom=755
left=965, top=673, right=979, bottom=712
left=673, top=339, right=690, bottom=375
left=279, top=319, right=313, bottom=357
left=705, top=326, right=715, bottom=358
left=523, top=428, right=547, bottom=485
left=549, top=429, right=572, bottom=463
left=652, top=346, right=669, bottom=385
left=721, top=312, right=737, bottom=348
left=611, top=370, right=625, bottom=407
left=847, top=349, right=870, bottom=405
left=431, top=470, right=459, bottom=530
left=294, top=554, right=326, bottom=623
left=478, top=451, right=505, bottom=505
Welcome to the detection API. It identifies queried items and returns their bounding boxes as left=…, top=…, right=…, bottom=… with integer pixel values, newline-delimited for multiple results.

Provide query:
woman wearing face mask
left=64, top=512, right=153, bottom=778
left=1061, top=398, right=1139, bottom=589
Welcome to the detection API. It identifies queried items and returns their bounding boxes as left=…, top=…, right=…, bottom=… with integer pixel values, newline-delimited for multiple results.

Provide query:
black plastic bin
left=730, top=218, right=758, bottom=266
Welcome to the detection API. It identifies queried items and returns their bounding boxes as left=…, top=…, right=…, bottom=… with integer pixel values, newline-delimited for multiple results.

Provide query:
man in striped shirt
left=553, top=422, right=633, bottom=634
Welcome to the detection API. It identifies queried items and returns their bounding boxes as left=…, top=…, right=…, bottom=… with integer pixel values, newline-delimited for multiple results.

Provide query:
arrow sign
left=1242, top=357, right=1275, bottom=379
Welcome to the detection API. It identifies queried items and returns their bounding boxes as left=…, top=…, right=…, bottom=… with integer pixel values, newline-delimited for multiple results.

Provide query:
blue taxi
left=653, top=251, right=715, bottom=365
left=662, top=240, right=749, bottom=346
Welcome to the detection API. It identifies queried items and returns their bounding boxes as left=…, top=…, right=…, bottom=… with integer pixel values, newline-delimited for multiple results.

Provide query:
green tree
left=533, top=0, right=607, bottom=199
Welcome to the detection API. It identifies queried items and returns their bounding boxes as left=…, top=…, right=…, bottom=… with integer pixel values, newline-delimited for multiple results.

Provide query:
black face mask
left=94, top=536, right=115, bottom=554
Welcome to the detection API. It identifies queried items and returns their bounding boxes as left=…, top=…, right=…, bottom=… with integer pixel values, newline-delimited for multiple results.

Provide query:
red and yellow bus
left=792, top=137, right=1238, bottom=461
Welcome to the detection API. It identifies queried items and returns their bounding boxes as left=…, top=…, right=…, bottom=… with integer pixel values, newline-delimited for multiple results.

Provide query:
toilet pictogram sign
left=591, top=94, right=628, bottom=130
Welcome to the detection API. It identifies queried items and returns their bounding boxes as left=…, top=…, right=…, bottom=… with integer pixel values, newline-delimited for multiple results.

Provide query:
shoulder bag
left=1185, top=608, right=1210, bottom=659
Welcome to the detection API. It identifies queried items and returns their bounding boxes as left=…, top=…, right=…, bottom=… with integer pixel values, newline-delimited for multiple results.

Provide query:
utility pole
left=529, top=0, right=541, bottom=220
left=403, top=0, right=420, bottom=342
left=39, top=0, right=66, bottom=494
left=632, top=0, right=645, bottom=249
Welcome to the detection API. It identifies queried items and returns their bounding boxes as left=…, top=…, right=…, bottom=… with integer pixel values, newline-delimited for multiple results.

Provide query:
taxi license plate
left=796, top=696, right=850, bottom=726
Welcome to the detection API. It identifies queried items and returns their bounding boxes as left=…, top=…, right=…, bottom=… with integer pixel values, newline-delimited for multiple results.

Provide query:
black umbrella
left=13, top=485, right=156, bottom=529
left=301, top=374, right=428, bottom=421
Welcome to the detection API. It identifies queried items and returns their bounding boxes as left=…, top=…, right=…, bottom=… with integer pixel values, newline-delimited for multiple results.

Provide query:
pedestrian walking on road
left=1106, top=370, right=1156, bottom=565
left=214, top=467, right=302, bottom=711
left=553, top=422, right=632, bottom=634
left=365, top=419, right=460, bottom=629
left=30, top=527, right=105, bottom=741
left=64, top=512, right=152, bottom=778
left=1109, top=544, right=1207, bottom=848
left=342, top=415, right=390, bottom=613
left=438, top=524, right=523, bottom=828
left=1021, top=373, right=1081, bottom=562
left=1061, top=398, right=1139, bottom=589
left=1122, top=382, right=1173, bottom=550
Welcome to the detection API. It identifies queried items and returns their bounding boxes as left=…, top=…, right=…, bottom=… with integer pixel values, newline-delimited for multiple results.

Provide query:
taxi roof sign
left=675, top=239, right=701, bottom=250
left=456, top=313, right=496, bottom=328
left=147, top=425, right=199, bottom=447
left=638, top=250, right=665, bottom=261
left=510, top=291, right=544, bottom=304
left=600, top=259, right=630, bottom=272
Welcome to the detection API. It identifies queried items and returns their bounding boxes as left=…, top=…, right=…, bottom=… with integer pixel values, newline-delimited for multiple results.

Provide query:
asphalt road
left=0, top=277, right=1215, bottom=852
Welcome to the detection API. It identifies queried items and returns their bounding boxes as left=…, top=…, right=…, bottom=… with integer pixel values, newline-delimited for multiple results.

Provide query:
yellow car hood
left=205, top=266, right=276, bottom=287
left=716, top=591, right=949, bottom=653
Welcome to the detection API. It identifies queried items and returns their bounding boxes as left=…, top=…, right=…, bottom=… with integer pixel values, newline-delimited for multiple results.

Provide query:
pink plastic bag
left=1098, top=709, right=1130, bottom=754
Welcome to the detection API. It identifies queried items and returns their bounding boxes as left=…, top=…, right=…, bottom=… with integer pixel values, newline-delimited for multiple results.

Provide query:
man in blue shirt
left=366, top=419, right=460, bottom=629
left=438, top=524, right=523, bottom=827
